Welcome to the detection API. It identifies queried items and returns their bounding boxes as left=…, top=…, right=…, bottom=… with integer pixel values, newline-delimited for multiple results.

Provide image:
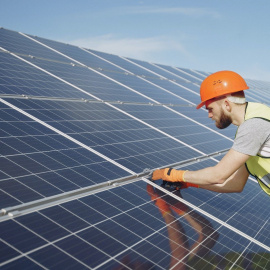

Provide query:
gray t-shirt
left=232, top=118, right=270, bottom=157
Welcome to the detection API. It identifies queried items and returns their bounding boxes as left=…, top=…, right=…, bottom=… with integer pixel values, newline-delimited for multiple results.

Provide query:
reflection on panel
left=1, top=180, right=269, bottom=269
left=176, top=160, right=270, bottom=247
left=1, top=28, right=270, bottom=270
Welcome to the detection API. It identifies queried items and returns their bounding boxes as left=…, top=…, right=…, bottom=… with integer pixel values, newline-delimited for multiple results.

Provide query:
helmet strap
left=226, top=95, right=246, bottom=104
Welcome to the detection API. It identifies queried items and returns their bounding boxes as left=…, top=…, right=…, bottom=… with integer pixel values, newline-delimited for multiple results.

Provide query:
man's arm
left=152, top=149, right=251, bottom=192
left=199, top=164, right=249, bottom=193
left=184, top=149, right=250, bottom=186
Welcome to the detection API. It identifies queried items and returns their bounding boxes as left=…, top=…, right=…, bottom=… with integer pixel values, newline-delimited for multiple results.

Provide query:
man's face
left=206, top=99, right=232, bottom=129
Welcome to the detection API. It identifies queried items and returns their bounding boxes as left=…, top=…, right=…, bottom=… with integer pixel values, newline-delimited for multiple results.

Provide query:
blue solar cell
left=78, top=227, right=126, bottom=256
left=61, top=200, right=107, bottom=224
left=0, top=190, right=21, bottom=207
left=0, top=157, right=30, bottom=177
left=18, top=56, right=150, bottom=103
left=1, top=28, right=270, bottom=269
left=98, top=219, right=142, bottom=246
left=0, top=100, right=132, bottom=208
left=0, top=220, right=47, bottom=253
left=0, top=52, right=90, bottom=98
left=17, top=212, right=69, bottom=241
left=30, top=245, right=89, bottom=269
left=55, top=235, right=110, bottom=268
left=3, top=98, right=202, bottom=173
left=40, top=205, right=89, bottom=232
left=89, top=49, right=162, bottom=79
left=1, top=257, right=42, bottom=270
left=0, top=179, right=44, bottom=205
left=0, top=28, right=73, bottom=64
left=157, top=64, right=203, bottom=83
left=79, top=194, right=122, bottom=218
left=0, top=241, right=20, bottom=264
left=32, top=34, right=123, bottom=72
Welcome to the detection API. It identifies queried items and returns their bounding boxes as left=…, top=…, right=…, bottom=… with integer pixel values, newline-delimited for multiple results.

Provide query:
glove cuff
left=166, top=169, right=188, bottom=182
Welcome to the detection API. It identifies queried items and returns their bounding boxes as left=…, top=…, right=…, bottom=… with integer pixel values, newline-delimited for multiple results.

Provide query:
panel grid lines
left=1, top=28, right=270, bottom=269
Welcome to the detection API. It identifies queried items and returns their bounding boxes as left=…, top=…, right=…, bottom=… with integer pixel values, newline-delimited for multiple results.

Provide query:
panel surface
left=0, top=100, right=130, bottom=208
left=1, top=180, right=269, bottom=269
left=1, top=28, right=269, bottom=270
left=2, top=98, right=201, bottom=173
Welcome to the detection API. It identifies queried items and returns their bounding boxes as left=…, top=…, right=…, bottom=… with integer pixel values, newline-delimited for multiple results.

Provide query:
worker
left=151, top=70, right=270, bottom=196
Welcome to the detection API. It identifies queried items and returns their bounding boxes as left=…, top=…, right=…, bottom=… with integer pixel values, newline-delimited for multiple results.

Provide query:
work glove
left=151, top=168, right=188, bottom=182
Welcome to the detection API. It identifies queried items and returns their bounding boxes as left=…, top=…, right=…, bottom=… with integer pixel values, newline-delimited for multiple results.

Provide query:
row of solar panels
left=1, top=28, right=270, bottom=269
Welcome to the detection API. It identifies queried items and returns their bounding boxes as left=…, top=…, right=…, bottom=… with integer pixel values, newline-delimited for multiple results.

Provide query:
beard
left=215, top=109, right=232, bottom=129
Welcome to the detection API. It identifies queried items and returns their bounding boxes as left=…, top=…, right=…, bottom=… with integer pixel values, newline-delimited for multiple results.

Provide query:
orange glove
left=151, top=168, right=188, bottom=182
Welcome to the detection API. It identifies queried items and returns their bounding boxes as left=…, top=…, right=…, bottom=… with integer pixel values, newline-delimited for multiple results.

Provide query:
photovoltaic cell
left=0, top=52, right=93, bottom=99
left=3, top=98, right=201, bottom=173
left=30, top=34, right=125, bottom=72
left=89, top=49, right=163, bottom=79
left=113, top=103, right=234, bottom=153
left=0, top=100, right=130, bottom=208
left=0, top=28, right=269, bottom=269
left=157, top=64, right=203, bottom=83
left=0, top=28, right=71, bottom=64
left=1, top=180, right=270, bottom=269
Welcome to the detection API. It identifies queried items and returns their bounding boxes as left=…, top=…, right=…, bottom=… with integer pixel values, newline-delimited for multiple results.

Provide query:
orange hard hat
left=196, top=70, right=249, bottom=109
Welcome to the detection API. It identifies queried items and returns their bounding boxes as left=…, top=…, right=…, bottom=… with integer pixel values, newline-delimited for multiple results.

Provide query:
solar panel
left=1, top=28, right=270, bottom=269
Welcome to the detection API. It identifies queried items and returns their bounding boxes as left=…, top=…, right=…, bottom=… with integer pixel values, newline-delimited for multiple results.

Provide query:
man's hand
left=151, top=168, right=187, bottom=182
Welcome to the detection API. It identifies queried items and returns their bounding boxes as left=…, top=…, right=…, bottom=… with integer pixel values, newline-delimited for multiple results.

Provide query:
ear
left=224, top=99, right=232, bottom=112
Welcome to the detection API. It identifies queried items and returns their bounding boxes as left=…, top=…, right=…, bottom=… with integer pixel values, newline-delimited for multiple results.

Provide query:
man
left=151, top=71, right=270, bottom=196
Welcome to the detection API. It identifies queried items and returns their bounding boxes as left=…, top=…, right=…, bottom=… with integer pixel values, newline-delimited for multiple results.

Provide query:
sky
left=1, top=0, right=270, bottom=81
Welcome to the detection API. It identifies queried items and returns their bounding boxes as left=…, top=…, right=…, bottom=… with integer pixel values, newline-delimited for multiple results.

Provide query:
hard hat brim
left=196, top=101, right=205, bottom=109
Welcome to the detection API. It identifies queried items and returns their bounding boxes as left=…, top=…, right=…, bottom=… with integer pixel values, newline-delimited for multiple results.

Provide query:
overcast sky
left=1, top=0, right=270, bottom=81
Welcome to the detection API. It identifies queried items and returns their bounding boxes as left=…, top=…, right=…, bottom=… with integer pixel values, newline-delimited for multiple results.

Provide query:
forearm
left=200, top=167, right=249, bottom=193
left=184, top=166, right=226, bottom=186
left=183, top=150, right=250, bottom=186
left=151, top=150, right=250, bottom=192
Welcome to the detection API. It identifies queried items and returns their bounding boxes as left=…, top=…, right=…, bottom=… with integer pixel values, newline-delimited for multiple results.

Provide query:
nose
left=208, top=111, right=213, bottom=118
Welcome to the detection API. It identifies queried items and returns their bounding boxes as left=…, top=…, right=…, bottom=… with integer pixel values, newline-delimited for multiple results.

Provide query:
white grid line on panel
left=2, top=178, right=268, bottom=269
left=0, top=50, right=227, bottom=185
left=20, top=32, right=235, bottom=146
left=173, top=66, right=203, bottom=82
left=1, top=219, right=93, bottom=269
left=0, top=97, right=134, bottom=175
left=19, top=32, right=161, bottom=105
left=85, top=48, right=234, bottom=143
left=0, top=238, right=49, bottom=269
left=228, top=217, right=269, bottom=270
left=1, top=46, right=208, bottom=159
left=143, top=178, right=270, bottom=252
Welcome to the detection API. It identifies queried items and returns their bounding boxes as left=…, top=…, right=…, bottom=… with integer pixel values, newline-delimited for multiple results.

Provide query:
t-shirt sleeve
left=232, top=118, right=269, bottom=156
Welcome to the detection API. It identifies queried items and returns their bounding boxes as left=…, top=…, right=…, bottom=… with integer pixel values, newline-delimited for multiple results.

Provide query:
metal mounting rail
left=0, top=149, right=229, bottom=220
left=0, top=94, right=196, bottom=107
